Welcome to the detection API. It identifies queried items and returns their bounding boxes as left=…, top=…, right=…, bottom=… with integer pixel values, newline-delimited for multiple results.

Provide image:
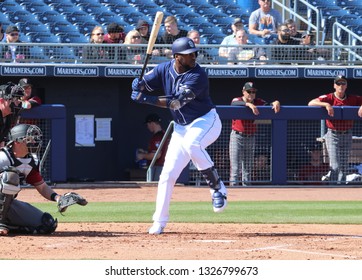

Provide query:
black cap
left=136, top=20, right=149, bottom=30
left=18, top=78, right=32, bottom=87
left=107, top=23, right=123, bottom=33
left=144, top=113, right=161, bottom=124
left=6, top=25, right=19, bottom=34
left=334, top=75, right=347, bottom=83
left=243, top=82, right=257, bottom=92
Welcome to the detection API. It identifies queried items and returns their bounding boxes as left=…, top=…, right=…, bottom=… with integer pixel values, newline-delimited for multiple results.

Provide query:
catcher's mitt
left=57, top=192, right=88, bottom=213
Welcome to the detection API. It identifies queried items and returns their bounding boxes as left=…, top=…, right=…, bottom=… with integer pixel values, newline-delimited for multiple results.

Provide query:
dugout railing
left=20, top=104, right=66, bottom=183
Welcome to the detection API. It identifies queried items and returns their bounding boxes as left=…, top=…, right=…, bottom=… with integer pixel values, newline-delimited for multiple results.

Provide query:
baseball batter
left=131, top=37, right=227, bottom=235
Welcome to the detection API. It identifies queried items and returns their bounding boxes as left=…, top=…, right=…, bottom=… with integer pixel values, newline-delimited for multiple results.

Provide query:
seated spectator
left=136, top=19, right=150, bottom=43
left=82, top=26, right=109, bottom=62
left=103, top=23, right=125, bottom=62
left=225, top=29, right=267, bottom=64
left=248, top=0, right=282, bottom=45
left=271, top=23, right=299, bottom=62
left=160, top=16, right=188, bottom=58
left=124, top=30, right=143, bottom=64
left=219, top=18, right=245, bottom=58
left=104, top=23, right=126, bottom=44
left=284, top=18, right=303, bottom=40
left=1, top=26, right=29, bottom=63
left=187, top=30, right=214, bottom=64
left=298, top=143, right=329, bottom=185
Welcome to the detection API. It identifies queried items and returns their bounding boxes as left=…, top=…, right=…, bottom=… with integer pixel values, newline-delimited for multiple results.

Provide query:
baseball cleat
left=212, top=191, right=227, bottom=213
left=148, top=222, right=165, bottom=235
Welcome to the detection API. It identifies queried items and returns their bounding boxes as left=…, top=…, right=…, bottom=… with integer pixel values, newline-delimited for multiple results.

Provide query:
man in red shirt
left=229, top=82, right=280, bottom=186
left=308, top=75, right=362, bottom=184
left=136, top=114, right=169, bottom=181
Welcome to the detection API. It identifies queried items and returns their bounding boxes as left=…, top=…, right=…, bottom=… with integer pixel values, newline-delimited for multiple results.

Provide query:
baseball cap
left=6, top=25, right=19, bottom=34
left=144, top=113, right=161, bottom=124
left=233, top=18, right=244, bottom=26
left=136, top=20, right=149, bottom=30
left=18, top=78, right=32, bottom=87
left=334, top=75, right=347, bottom=84
left=107, top=23, right=123, bottom=33
left=243, top=82, right=257, bottom=92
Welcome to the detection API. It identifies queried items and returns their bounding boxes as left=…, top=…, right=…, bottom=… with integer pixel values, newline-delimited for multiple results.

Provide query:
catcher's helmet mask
left=172, top=37, right=199, bottom=57
left=8, top=124, right=43, bottom=153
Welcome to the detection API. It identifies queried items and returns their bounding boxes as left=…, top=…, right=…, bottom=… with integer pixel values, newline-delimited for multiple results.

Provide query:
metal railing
left=1, top=42, right=362, bottom=65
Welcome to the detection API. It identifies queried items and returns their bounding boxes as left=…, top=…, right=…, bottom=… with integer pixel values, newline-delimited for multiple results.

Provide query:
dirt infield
left=2, top=185, right=362, bottom=260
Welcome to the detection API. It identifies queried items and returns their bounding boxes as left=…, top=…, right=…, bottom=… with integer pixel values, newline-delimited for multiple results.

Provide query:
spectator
left=248, top=0, right=282, bottom=44
left=284, top=18, right=303, bottom=40
left=136, top=19, right=150, bottom=43
left=229, top=82, right=280, bottom=186
left=1, top=26, right=29, bottom=63
left=252, top=150, right=271, bottom=183
left=103, top=23, right=126, bottom=62
left=187, top=29, right=214, bottom=64
left=219, top=18, right=245, bottom=58
left=272, top=23, right=300, bottom=62
left=124, top=30, right=143, bottom=64
left=298, top=143, right=329, bottom=185
left=308, top=75, right=362, bottom=184
left=160, top=16, right=188, bottom=58
left=225, top=29, right=267, bottom=64
left=136, top=113, right=169, bottom=181
left=103, top=22, right=126, bottom=44
left=83, top=26, right=109, bottom=62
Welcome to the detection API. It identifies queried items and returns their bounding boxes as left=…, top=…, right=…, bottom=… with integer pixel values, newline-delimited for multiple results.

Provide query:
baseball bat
left=139, top=11, right=164, bottom=80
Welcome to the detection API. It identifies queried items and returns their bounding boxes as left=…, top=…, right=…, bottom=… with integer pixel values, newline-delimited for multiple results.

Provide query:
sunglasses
left=281, top=29, right=290, bottom=33
left=93, top=33, right=104, bottom=36
left=132, top=36, right=141, bottom=39
left=246, top=90, right=257, bottom=94
left=9, top=33, right=19, bottom=37
left=335, top=81, right=347, bottom=86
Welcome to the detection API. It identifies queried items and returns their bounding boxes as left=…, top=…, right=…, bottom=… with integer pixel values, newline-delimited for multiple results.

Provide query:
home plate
left=193, top=240, right=236, bottom=243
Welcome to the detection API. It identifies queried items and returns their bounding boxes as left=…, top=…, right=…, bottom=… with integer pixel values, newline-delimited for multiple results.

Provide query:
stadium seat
left=209, top=0, right=235, bottom=7
left=93, top=12, right=125, bottom=25
left=0, top=1, right=25, bottom=14
left=107, top=5, right=139, bottom=15
left=5, top=10, right=39, bottom=24
left=136, top=4, right=166, bottom=17
left=122, top=11, right=151, bottom=25
left=17, top=21, right=50, bottom=35
left=0, top=13, right=13, bottom=27
left=31, top=32, right=61, bottom=43
left=38, top=10, right=67, bottom=24
left=219, top=4, right=247, bottom=17
left=20, top=2, right=54, bottom=16
left=75, top=20, right=101, bottom=35
left=162, top=3, right=195, bottom=16
left=196, top=22, right=223, bottom=36
left=29, top=45, right=49, bottom=61
left=99, top=0, right=129, bottom=6
left=208, top=13, right=234, bottom=34
left=154, top=0, right=177, bottom=6
left=182, top=12, right=208, bottom=26
left=65, top=11, right=96, bottom=25
left=48, top=46, right=77, bottom=62
left=77, top=3, right=112, bottom=15
left=188, top=4, right=221, bottom=16
left=206, top=33, right=225, bottom=44
left=57, top=33, right=89, bottom=43
left=50, top=3, right=82, bottom=15
left=47, top=20, right=80, bottom=34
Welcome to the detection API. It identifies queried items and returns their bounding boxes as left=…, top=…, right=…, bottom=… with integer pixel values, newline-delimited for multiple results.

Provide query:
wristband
left=50, top=193, right=58, bottom=202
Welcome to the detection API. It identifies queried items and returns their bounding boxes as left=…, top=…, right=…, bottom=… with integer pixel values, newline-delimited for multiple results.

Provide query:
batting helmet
left=172, top=37, right=199, bottom=56
left=8, top=124, right=43, bottom=153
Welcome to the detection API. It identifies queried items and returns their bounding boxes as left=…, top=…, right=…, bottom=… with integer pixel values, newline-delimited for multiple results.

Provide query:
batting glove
left=132, top=78, right=145, bottom=91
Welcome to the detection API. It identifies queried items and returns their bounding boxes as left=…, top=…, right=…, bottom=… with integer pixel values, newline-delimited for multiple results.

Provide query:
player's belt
left=232, top=130, right=254, bottom=137
left=329, top=129, right=351, bottom=134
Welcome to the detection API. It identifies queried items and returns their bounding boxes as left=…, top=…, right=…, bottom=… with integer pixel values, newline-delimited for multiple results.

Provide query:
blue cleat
left=212, top=191, right=227, bottom=213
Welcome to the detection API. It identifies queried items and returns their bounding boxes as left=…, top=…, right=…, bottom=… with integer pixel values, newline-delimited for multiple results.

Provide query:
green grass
left=34, top=201, right=362, bottom=224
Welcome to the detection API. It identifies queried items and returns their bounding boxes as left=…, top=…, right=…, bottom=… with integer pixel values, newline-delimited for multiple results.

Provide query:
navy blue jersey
left=143, top=59, right=215, bottom=125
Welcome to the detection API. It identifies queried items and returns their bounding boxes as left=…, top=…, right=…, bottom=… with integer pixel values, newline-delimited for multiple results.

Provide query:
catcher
left=0, top=124, right=87, bottom=236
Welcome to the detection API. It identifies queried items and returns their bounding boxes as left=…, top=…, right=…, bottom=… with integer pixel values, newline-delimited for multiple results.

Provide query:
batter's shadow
left=51, top=231, right=140, bottom=237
